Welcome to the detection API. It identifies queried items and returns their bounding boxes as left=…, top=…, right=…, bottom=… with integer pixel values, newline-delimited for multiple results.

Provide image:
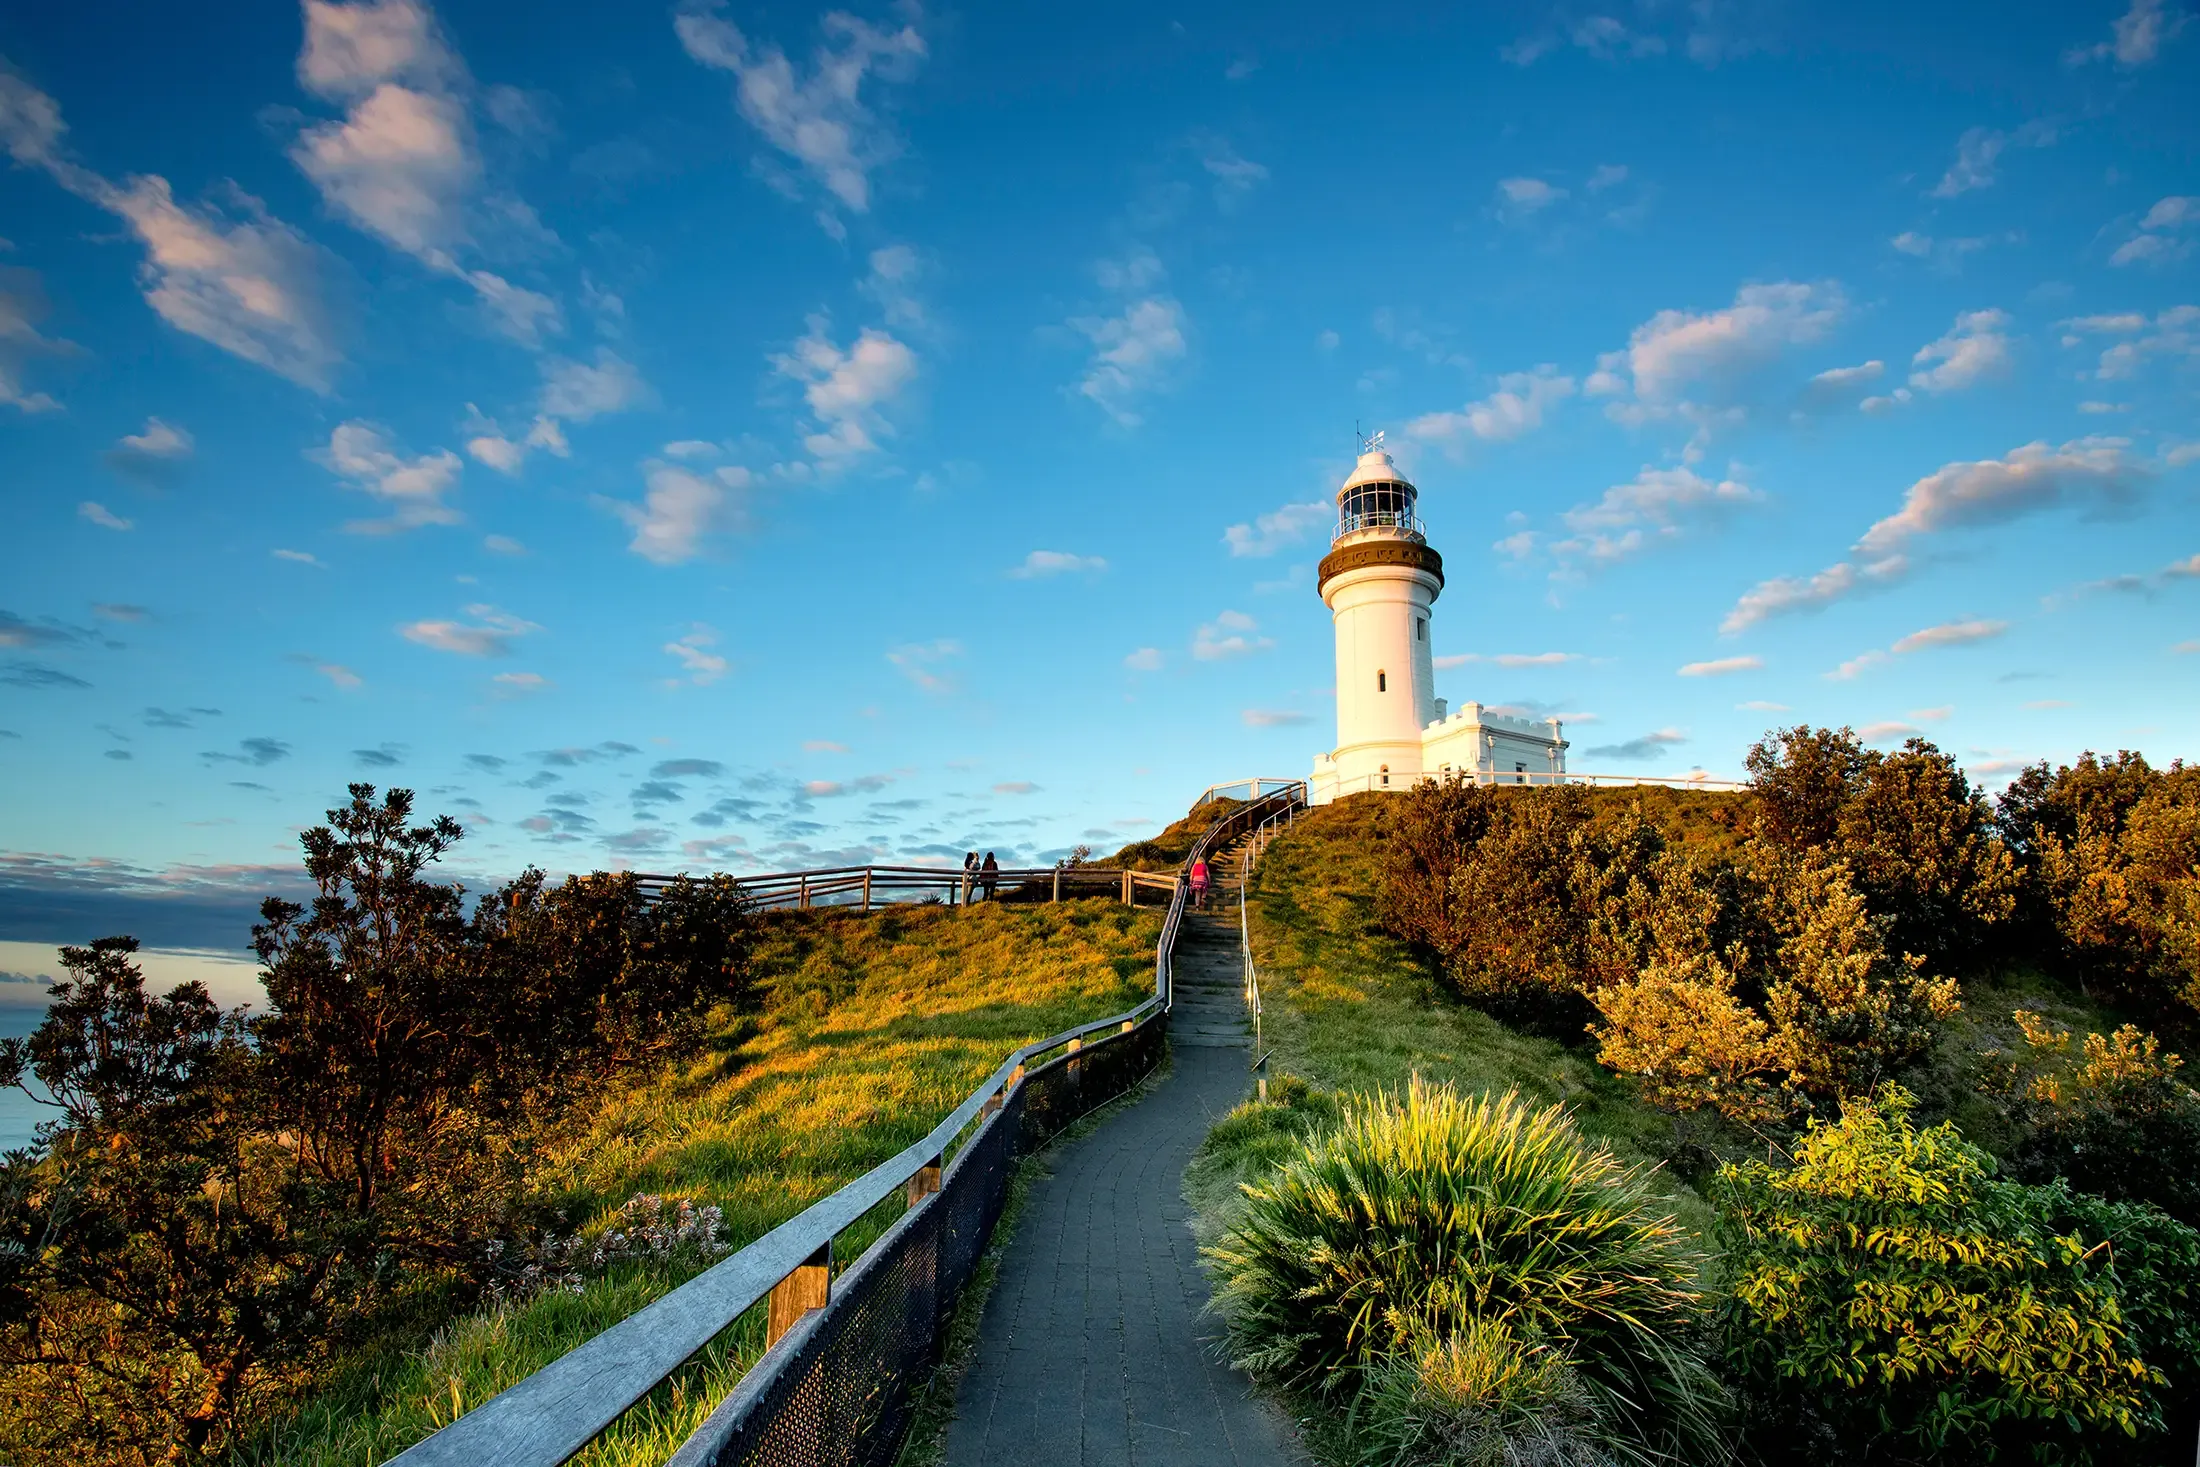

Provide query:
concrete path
left=942, top=894, right=1305, bottom=1466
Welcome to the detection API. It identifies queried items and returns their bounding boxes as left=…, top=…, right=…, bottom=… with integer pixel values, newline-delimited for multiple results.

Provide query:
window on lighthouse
left=1416, top=618, right=1426, bottom=642
left=1377, top=670, right=1387, bottom=693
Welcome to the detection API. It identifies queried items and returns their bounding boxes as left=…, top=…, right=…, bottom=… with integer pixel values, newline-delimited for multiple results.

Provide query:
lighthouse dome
left=1334, top=445, right=1420, bottom=540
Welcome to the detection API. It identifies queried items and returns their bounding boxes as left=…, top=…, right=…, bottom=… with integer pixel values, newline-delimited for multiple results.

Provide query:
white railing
left=636, top=864, right=1179, bottom=912
left=1192, top=776, right=1308, bottom=809
left=1316, top=768, right=1745, bottom=801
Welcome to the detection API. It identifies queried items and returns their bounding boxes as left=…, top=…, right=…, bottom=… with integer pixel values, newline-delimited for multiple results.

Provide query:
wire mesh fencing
left=666, top=1012, right=1169, bottom=1467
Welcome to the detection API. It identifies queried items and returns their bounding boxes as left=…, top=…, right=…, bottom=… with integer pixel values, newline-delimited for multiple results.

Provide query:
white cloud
left=466, top=431, right=524, bottom=473
left=1678, top=655, right=1762, bottom=676
left=1723, top=555, right=1909, bottom=632
left=1811, top=360, right=1884, bottom=389
left=0, top=72, right=344, bottom=388
left=540, top=349, right=648, bottom=421
left=1242, top=709, right=1311, bottom=727
left=2140, top=196, right=2198, bottom=231
left=78, top=501, right=133, bottom=531
left=1010, top=550, right=1108, bottom=578
left=673, top=0, right=925, bottom=219
left=614, top=463, right=751, bottom=565
left=1494, top=651, right=1579, bottom=668
left=102, top=416, right=195, bottom=480
left=1909, top=309, right=2013, bottom=392
left=1858, top=721, right=1920, bottom=742
left=1192, top=609, right=1273, bottom=661
left=0, top=272, right=66, bottom=412
left=317, top=662, right=363, bottom=688
left=1600, top=280, right=1845, bottom=411
left=1910, top=705, right=1953, bottom=722
left=886, top=638, right=961, bottom=692
left=1496, top=176, right=1566, bottom=219
left=663, top=624, right=727, bottom=685
left=1737, top=699, right=1790, bottom=712
left=1408, top=367, right=1575, bottom=447
left=483, top=533, right=524, bottom=555
left=1502, top=14, right=1668, bottom=65
left=1891, top=231, right=1934, bottom=257
left=1316, top=329, right=1340, bottom=352
left=1931, top=121, right=2055, bottom=198
left=1550, top=464, right=1760, bottom=568
left=1071, top=296, right=1186, bottom=426
left=316, top=420, right=463, bottom=531
left=2111, top=200, right=2198, bottom=269
left=1123, top=647, right=1163, bottom=672
left=273, top=548, right=323, bottom=565
left=1195, top=135, right=1269, bottom=204
left=1727, top=438, right=2142, bottom=633
left=1892, top=619, right=2009, bottom=653
left=773, top=318, right=918, bottom=462
left=1223, top=501, right=1330, bottom=557
left=1587, top=164, right=1629, bottom=192
left=2074, top=305, right=2198, bottom=379
left=290, top=1, right=561, bottom=347
left=859, top=244, right=927, bottom=329
left=1857, top=437, right=2141, bottom=556
left=400, top=603, right=538, bottom=656
left=1828, top=620, right=2009, bottom=681
left=1582, top=728, right=1688, bottom=762
left=492, top=670, right=549, bottom=693
left=2066, top=0, right=2184, bottom=66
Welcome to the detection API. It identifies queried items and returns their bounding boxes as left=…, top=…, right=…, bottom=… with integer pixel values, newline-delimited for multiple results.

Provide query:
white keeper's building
left=1308, top=439, right=1568, bottom=805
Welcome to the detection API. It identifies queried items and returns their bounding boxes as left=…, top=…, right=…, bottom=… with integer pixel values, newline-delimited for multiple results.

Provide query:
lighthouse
left=1307, top=434, right=1567, bottom=803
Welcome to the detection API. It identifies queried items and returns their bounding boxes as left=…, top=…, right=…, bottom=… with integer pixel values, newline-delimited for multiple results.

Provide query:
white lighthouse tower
left=1308, top=434, right=1567, bottom=803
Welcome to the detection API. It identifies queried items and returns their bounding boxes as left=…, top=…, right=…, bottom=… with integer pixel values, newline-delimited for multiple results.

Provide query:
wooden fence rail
left=389, top=782, right=1308, bottom=1467
left=633, top=864, right=1180, bottom=912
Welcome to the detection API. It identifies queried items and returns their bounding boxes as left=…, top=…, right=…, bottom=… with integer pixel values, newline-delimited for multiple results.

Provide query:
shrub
left=1997, top=753, right=2200, bottom=1023
left=1717, top=1086, right=2164, bottom=1464
left=1986, top=1011, right=2200, bottom=1227
left=1352, top=1317, right=1628, bottom=1467
left=1206, top=1080, right=1725, bottom=1462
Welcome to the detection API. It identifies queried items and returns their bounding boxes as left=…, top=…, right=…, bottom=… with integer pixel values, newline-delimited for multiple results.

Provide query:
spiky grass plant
left=1205, top=1080, right=1726, bottom=1464
left=1351, top=1317, right=1625, bottom=1467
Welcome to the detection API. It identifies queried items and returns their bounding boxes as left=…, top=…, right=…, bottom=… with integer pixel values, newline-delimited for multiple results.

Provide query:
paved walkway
left=942, top=895, right=1306, bottom=1466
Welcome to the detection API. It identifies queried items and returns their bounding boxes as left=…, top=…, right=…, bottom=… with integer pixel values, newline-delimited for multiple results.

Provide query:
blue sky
left=1, top=0, right=2196, bottom=977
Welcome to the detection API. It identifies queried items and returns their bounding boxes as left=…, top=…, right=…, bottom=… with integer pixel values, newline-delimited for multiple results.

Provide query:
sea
left=1, top=1007, right=48, bottom=1152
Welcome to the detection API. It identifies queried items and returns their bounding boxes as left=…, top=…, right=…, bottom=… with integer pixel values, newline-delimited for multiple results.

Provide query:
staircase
left=1169, top=834, right=1253, bottom=1048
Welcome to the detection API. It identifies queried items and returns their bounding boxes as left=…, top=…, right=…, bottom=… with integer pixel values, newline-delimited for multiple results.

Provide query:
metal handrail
left=634, top=864, right=1179, bottom=912
left=1190, top=777, right=1308, bottom=810
left=1313, top=768, right=1746, bottom=800
left=1335, top=509, right=1425, bottom=539
left=391, top=782, right=1307, bottom=1467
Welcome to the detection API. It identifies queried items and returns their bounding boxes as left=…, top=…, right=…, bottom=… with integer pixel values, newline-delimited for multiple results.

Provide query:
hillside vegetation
left=0, top=780, right=1158, bottom=1467
left=1195, top=733, right=2200, bottom=1467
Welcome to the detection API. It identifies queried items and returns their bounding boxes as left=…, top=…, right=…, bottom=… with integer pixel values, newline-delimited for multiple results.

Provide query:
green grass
left=1187, top=795, right=1709, bottom=1253
left=238, top=897, right=1160, bottom=1467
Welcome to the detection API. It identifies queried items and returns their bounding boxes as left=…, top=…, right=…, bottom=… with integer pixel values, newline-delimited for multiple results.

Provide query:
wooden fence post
left=765, top=1241, right=831, bottom=1347
left=799, top=874, right=810, bottom=911
left=1121, top=870, right=1132, bottom=906
left=860, top=868, right=872, bottom=911
left=904, top=1153, right=943, bottom=1207
left=1052, top=867, right=1061, bottom=903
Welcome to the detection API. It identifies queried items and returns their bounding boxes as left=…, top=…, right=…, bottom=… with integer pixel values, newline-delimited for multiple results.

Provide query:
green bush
left=1205, top=1080, right=1726, bottom=1463
left=1716, top=1085, right=2178, bottom=1464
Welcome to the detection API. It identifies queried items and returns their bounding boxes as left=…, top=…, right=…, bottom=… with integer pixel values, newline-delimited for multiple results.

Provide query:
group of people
left=961, top=850, right=999, bottom=901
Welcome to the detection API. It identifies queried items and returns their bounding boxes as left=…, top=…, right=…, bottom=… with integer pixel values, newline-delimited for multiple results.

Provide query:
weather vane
left=1358, top=427, right=1385, bottom=454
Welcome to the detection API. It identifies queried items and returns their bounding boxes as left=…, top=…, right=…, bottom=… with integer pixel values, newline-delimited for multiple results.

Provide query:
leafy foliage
left=1985, top=1011, right=2200, bottom=1227
left=1206, top=1080, right=1726, bottom=1463
left=1717, top=1086, right=2179, bottom=1464
left=0, top=786, right=757, bottom=1467
left=1997, top=752, right=2200, bottom=1023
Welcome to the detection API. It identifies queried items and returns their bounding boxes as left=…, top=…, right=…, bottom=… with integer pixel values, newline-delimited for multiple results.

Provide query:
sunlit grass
left=1186, top=795, right=1711, bottom=1248
left=240, top=898, right=1159, bottom=1466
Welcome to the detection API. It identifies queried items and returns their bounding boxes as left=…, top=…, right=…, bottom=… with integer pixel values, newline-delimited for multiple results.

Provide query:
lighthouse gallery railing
left=387, top=782, right=1306, bottom=1467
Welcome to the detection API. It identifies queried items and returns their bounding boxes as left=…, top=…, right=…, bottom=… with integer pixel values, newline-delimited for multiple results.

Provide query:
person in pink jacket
left=1189, top=855, right=1212, bottom=910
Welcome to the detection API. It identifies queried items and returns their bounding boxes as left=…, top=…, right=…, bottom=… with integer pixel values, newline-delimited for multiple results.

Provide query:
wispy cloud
left=1827, top=619, right=2009, bottom=679
left=316, top=421, right=463, bottom=533
left=1192, top=610, right=1272, bottom=661
left=1222, top=501, right=1329, bottom=557
left=78, top=501, right=134, bottom=531
left=1408, top=366, right=1575, bottom=449
left=1009, top=550, right=1107, bottom=578
left=102, top=417, right=193, bottom=483
left=1678, top=655, right=1762, bottom=677
left=773, top=316, right=918, bottom=463
left=2065, top=0, right=2184, bottom=67
left=613, top=463, right=752, bottom=565
left=399, top=604, right=539, bottom=656
left=673, top=0, right=926, bottom=226
left=1242, top=709, right=1311, bottom=727
left=1583, top=729, right=1687, bottom=761
left=1930, top=120, right=2056, bottom=198
left=887, top=638, right=961, bottom=692
left=663, top=624, right=727, bottom=686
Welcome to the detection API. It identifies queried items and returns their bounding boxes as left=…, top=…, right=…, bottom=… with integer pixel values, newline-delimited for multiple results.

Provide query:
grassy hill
left=241, top=897, right=1160, bottom=1467
left=1185, top=794, right=1715, bottom=1250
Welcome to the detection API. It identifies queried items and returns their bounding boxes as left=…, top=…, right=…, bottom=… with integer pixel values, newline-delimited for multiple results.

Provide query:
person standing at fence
left=1190, top=854, right=1211, bottom=910
left=962, top=851, right=978, bottom=903
left=980, top=851, right=999, bottom=901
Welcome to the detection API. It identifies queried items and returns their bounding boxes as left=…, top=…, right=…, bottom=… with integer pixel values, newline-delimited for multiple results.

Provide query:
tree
left=1835, top=738, right=2015, bottom=964
left=0, top=940, right=362, bottom=1464
left=1719, top=1086, right=2167, bottom=1465
left=1745, top=725, right=1868, bottom=851
left=252, top=784, right=488, bottom=1227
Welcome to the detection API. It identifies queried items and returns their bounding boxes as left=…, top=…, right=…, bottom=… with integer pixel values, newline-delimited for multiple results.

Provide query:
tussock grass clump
left=1206, top=1080, right=1725, bottom=1465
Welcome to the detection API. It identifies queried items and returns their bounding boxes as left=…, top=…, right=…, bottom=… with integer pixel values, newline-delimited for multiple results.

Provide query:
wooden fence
left=634, top=864, right=1180, bottom=913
